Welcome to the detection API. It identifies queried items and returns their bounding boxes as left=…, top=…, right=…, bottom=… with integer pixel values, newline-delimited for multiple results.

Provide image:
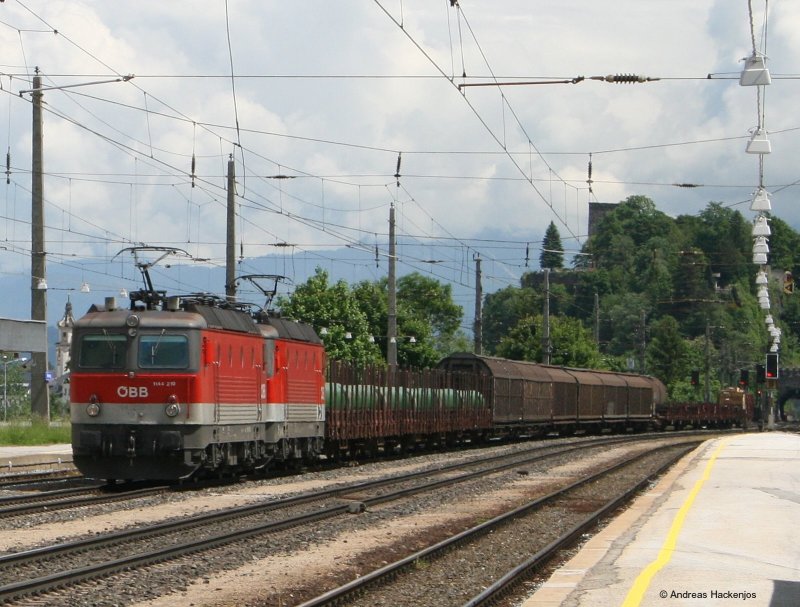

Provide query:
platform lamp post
left=19, top=70, right=133, bottom=421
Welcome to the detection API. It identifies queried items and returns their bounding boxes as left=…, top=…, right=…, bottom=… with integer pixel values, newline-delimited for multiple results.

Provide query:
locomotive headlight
left=125, top=314, right=140, bottom=328
left=86, top=396, right=101, bottom=417
left=165, top=395, right=181, bottom=417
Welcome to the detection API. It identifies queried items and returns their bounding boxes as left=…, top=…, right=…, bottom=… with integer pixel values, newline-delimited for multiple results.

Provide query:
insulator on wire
left=190, top=153, right=196, bottom=188
left=5, top=149, right=9, bottom=184
left=591, top=74, right=659, bottom=84
left=587, top=153, right=593, bottom=193
left=394, top=152, right=402, bottom=187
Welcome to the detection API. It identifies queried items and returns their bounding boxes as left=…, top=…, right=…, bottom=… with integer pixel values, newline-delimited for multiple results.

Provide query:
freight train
left=68, top=287, right=750, bottom=482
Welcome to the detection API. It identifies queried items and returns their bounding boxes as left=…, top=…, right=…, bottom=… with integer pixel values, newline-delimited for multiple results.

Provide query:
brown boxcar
left=438, top=353, right=666, bottom=432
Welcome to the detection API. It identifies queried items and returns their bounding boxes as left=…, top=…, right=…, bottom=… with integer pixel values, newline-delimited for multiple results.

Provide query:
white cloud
left=0, top=0, right=796, bottom=321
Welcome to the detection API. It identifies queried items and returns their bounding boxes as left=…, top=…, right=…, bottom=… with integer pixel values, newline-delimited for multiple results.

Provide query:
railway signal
left=765, top=353, right=779, bottom=379
left=739, top=369, right=749, bottom=388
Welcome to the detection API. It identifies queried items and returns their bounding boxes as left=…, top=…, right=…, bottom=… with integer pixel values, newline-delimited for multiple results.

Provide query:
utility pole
left=30, top=71, right=48, bottom=421
left=640, top=309, right=647, bottom=373
left=542, top=268, right=551, bottom=364
left=593, top=291, right=600, bottom=345
left=473, top=254, right=482, bottom=354
left=225, top=156, right=236, bottom=303
left=20, top=71, right=131, bottom=422
left=387, top=202, right=397, bottom=370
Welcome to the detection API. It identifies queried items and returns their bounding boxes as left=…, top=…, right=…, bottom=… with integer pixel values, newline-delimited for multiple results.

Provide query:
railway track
left=0, top=433, right=698, bottom=605
left=0, top=468, right=79, bottom=489
left=298, top=442, right=696, bottom=607
left=0, top=483, right=166, bottom=518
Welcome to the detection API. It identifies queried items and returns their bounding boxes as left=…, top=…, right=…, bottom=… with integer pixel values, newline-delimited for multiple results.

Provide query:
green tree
left=582, top=195, right=681, bottom=293
left=646, top=315, right=689, bottom=387
left=602, top=293, right=650, bottom=358
left=277, top=267, right=382, bottom=364
left=496, top=314, right=602, bottom=368
left=540, top=221, right=564, bottom=270
left=567, top=269, right=613, bottom=323
left=768, top=216, right=800, bottom=275
left=481, top=285, right=541, bottom=354
left=1, top=353, right=31, bottom=419
left=397, top=273, right=463, bottom=342
left=352, top=273, right=466, bottom=367
left=694, top=203, right=751, bottom=285
left=495, top=315, right=539, bottom=361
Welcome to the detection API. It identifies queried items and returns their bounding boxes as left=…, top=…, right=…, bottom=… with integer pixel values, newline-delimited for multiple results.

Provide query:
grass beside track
left=0, top=419, right=71, bottom=445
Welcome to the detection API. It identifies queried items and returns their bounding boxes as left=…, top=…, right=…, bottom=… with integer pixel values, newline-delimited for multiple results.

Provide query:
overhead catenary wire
left=2, top=2, right=798, bottom=313
left=372, top=0, right=581, bottom=245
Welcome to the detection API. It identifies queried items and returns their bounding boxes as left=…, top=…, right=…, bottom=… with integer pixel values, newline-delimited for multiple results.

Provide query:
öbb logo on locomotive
left=116, top=386, right=150, bottom=398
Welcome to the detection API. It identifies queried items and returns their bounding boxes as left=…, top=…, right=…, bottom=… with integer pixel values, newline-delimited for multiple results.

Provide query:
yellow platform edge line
left=621, top=437, right=731, bottom=607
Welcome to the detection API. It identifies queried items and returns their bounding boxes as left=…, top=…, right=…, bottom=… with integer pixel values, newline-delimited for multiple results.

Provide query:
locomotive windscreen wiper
left=102, top=329, right=119, bottom=365
left=150, top=329, right=166, bottom=361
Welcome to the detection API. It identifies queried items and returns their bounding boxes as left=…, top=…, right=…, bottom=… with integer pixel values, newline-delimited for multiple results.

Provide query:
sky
left=0, top=0, right=795, bottom=331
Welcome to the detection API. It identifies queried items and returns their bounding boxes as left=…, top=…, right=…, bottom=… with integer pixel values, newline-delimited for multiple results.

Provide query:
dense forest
left=278, top=195, right=799, bottom=401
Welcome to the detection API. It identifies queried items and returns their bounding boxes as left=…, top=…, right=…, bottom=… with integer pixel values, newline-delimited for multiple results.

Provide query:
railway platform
left=525, top=431, right=800, bottom=607
left=0, top=443, right=72, bottom=472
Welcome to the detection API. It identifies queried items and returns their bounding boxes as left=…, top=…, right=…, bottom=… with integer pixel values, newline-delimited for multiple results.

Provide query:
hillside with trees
left=276, top=195, right=798, bottom=401
left=484, top=195, right=799, bottom=400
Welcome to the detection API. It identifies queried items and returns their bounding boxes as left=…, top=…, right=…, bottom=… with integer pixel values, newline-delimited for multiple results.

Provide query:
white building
left=53, top=299, right=74, bottom=400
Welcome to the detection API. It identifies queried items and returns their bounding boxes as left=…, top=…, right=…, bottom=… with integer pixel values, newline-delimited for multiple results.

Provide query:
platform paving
left=525, top=431, right=800, bottom=607
left=0, top=443, right=72, bottom=470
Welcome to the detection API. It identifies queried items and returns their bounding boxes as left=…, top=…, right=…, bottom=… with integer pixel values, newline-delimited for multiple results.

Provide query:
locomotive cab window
left=138, top=333, right=189, bottom=369
left=78, top=333, right=128, bottom=369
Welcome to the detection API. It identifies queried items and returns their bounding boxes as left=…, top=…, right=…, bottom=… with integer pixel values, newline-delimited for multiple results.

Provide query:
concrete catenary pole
left=542, top=268, right=551, bottom=365
left=473, top=254, right=482, bottom=354
left=387, top=202, right=397, bottom=370
left=225, top=156, right=236, bottom=303
left=30, top=72, right=49, bottom=421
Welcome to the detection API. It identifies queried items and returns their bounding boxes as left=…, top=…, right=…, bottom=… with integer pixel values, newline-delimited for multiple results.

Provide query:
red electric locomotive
left=70, top=253, right=325, bottom=481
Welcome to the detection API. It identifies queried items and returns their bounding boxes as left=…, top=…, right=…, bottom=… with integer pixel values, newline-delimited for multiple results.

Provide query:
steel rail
left=0, top=468, right=78, bottom=487
left=0, top=485, right=164, bottom=519
left=460, top=446, right=694, bottom=607
left=296, top=442, right=697, bottom=607
left=0, top=435, right=704, bottom=603
left=0, top=434, right=648, bottom=569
